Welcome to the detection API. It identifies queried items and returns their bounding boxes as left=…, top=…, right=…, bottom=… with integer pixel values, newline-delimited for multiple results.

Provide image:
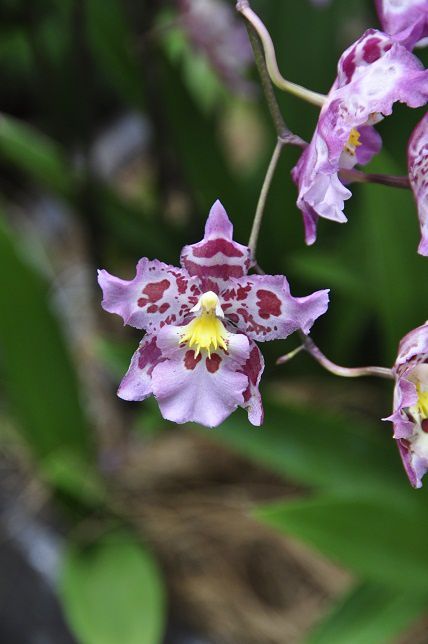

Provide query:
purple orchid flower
left=98, top=201, right=329, bottom=428
left=376, top=0, right=428, bottom=50
left=408, top=111, right=428, bottom=256
left=292, top=29, right=428, bottom=245
left=178, top=0, right=253, bottom=96
left=385, top=322, right=428, bottom=488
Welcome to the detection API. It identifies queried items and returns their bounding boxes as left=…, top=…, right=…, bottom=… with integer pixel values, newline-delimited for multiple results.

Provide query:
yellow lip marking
left=180, top=291, right=228, bottom=358
left=344, top=128, right=362, bottom=155
left=417, top=383, right=428, bottom=419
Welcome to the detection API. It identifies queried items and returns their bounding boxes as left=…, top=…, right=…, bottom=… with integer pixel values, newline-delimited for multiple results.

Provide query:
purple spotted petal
left=292, top=29, right=428, bottom=243
left=118, top=334, right=162, bottom=401
left=395, top=321, right=428, bottom=370
left=384, top=322, right=428, bottom=487
left=180, top=200, right=252, bottom=291
left=220, top=275, right=329, bottom=342
left=239, top=340, right=264, bottom=426
left=376, top=0, right=428, bottom=49
left=408, top=112, right=428, bottom=255
left=151, top=325, right=250, bottom=427
left=98, top=259, right=201, bottom=332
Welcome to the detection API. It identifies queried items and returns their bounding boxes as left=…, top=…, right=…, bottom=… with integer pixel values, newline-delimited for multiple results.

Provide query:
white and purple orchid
left=385, top=322, right=428, bottom=488
left=292, top=29, right=428, bottom=244
left=98, top=201, right=329, bottom=427
left=408, top=111, right=428, bottom=256
left=376, top=0, right=428, bottom=49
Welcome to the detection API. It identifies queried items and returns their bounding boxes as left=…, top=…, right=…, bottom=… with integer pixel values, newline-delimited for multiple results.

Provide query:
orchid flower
left=408, top=111, right=428, bottom=256
left=98, top=201, right=329, bottom=427
left=385, top=322, right=428, bottom=488
left=292, top=29, right=428, bottom=244
left=376, top=0, right=428, bottom=49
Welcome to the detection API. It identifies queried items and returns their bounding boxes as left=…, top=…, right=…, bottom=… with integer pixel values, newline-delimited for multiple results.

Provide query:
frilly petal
left=408, top=112, right=428, bottom=256
left=98, top=259, right=200, bottom=332
left=221, top=275, right=329, bottom=342
left=151, top=325, right=250, bottom=427
left=118, top=334, right=162, bottom=401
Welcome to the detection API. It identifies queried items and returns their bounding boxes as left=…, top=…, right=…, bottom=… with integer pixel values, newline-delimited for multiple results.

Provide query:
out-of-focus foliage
left=61, top=532, right=165, bottom=644
left=1, top=0, right=428, bottom=641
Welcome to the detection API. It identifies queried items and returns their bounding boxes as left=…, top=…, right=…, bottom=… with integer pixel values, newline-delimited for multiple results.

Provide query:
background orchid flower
left=408, top=111, right=428, bottom=256
left=292, top=29, right=428, bottom=244
left=376, top=0, right=428, bottom=49
left=385, top=322, right=428, bottom=488
left=98, top=201, right=329, bottom=428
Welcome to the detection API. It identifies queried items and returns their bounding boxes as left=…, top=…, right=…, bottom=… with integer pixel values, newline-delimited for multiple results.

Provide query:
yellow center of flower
left=348, top=128, right=362, bottom=148
left=343, top=128, right=363, bottom=156
left=417, top=383, right=428, bottom=419
left=180, top=291, right=228, bottom=357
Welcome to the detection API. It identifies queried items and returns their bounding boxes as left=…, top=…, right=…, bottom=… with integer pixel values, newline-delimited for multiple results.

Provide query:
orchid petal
left=221, top=275, right=329, bottom=342
left=151, top=325, right=250, bottom=427
left=180, top=200, right=252, bottom=290
left=408, top=112, right=428, bottom=256
left=98, top=259, right=200, bottom=332
left=118, top=334, right=162, bottom=401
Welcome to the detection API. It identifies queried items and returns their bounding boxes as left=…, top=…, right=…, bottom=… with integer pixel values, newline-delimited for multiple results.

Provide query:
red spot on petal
left=184, top=259, right=244, bottom=280
left=256, top=289, right=281, bottom=319
left=237, top=284, right=251, bottom=300
left=422, top=419, right=428, bottom=433
left=159, top=302, right=170, bottom=314
left=363, top=37, right=381, bottom=64
left=192, top=239, right=244, bottom=258
left=142, top=279, right=170, bottom=302
left=206, top=353, right=221, bottom=373
left=184, top=350, right=202, bottom=370
left=227, top=313, right=239, bottom=324
left=138, top=336, right=162, bottom=374
left=147, top=304, right=158, bottom=313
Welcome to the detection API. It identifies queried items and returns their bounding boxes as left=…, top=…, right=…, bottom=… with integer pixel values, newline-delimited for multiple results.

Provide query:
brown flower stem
left=340, top=168, right=411, bottom=189
left=236, top=0, right=326, bottom=107
left=277, top=334, right=394, bottom=380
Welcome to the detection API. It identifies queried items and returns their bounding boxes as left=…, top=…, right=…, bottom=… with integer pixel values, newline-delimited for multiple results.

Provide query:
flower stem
left=340, top=168, right=411, bottom=189
left=236, top=0, right=326, bottom=107
left=277, top=334, right=394, bottom=380
left=248, top=140, right=283, bottom=257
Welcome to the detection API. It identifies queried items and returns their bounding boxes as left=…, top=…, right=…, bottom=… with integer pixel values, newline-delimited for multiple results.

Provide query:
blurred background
left=1, top=0, right=428, bottom=642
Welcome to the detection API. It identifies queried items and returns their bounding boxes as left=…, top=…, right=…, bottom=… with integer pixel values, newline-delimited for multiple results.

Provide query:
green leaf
left=0, top=213, right=90, bottom=458
left=257, top=496, right=428, bottom=590
left=306, top=581, right=428, bottom=644
left=0, top=113, right=74, bottom=196
left=210, top=400, right=407, bottom=501
left=359, top=151, right=428, bottom=362
left=85, top=0, right=145, bottom=108
left=41, top=449, right=105, bottom=505
left=60, top=532, right=166, bottom=644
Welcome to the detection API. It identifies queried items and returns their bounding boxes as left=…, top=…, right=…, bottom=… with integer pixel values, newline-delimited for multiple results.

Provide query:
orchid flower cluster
left=99, top=0, right=428, bottom=489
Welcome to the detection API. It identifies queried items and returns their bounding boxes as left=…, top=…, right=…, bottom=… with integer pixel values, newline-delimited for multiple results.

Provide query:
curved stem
left=277, top=334, right=394, bottom=380
left=236, top=1, right=326, bottom=107
left=248, top=139, right=284, bottom=257
left=340, top=169, right=411, bottom=190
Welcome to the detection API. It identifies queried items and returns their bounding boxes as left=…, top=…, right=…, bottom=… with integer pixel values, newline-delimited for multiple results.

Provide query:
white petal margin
left=151, top=326, right=250, bottom=427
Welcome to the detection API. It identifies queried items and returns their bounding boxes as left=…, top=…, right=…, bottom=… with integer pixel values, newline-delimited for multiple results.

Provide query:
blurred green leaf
left=306, top=581, right=428, bottom=644
left=0, top=113, right=74, bottom=196
left=257, top=496, right=428, bottom=590
left=359, top=151, right=428, bottom=362
left=211, top=400, right=409, bottom=502
left=61, top=532, right=166, bottom=644
left=0, top=212, right=90, bottom=457
left=85, top=0, right=145, bottom=108
left=41, top=449, right=105, bottom=505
